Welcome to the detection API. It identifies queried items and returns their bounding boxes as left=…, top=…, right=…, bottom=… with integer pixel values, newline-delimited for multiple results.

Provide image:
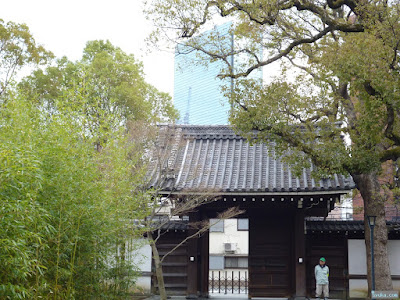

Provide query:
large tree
left=0, top=19, right=52, bottom=100
left=19, top=40, right=177, bottom=148
left=146, top=0, right=400, bottom=294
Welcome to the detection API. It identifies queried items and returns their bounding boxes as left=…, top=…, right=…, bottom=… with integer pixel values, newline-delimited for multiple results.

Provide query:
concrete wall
left=209, top=219, right=248, bottom=255
left=348, top=239, right=400, bottom=298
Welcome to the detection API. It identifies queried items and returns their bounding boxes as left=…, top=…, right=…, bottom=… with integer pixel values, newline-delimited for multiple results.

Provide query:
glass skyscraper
left=174, top=22, right=234, bottom=125
left=174, top=22, right=263, bottom=125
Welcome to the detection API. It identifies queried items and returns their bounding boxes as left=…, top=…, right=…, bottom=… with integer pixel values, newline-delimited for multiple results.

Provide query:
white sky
left=2, top=0, right=175, bottom=96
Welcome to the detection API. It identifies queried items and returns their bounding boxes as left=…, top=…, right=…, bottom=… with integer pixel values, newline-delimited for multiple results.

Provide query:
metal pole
left=225, top=271, right=227, bottom=294
left=245, top=271, right=248, bottom=294
left=218, top=271, right=221, bottom=294
left=232, top=271, right=234, bottom=294
left=238, top=271, right=241, bottom=294
left=212, top=271, right=214, bottom=293
left=371, top=226, right=376, bottom=299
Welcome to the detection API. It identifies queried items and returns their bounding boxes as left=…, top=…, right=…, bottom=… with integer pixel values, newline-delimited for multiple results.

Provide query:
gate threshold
left=210, top=296, right=288, bottom=300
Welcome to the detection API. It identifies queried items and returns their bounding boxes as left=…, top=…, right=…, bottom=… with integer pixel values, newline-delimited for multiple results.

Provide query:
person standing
left=315, top=257, right=329, bottom=300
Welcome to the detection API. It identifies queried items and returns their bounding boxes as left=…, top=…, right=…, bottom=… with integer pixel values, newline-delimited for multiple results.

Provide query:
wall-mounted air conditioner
left=224, top=243, right=237, bottom=253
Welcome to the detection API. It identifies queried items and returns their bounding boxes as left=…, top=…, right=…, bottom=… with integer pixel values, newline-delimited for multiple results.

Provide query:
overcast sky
left=2, top=0, right=175, bottom=96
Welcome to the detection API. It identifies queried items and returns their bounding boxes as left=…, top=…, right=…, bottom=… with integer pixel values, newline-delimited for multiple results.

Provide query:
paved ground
left=144, top=296, right=335, bottom=300
left=146, top=295, right=287, bottom=300
left=143, top=296, right=279, bottom=300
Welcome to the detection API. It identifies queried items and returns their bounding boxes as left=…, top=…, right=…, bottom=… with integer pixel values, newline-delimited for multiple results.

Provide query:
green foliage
left=19, top=40, right=177, bottom=131
left=0, top=95, right=151, bottom=299
left=0, top=19, right=53, bottom=100
left=0, top=20, right=175, bottom=299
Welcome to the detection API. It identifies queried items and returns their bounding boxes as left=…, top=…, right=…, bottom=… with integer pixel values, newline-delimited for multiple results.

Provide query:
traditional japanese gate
left=148, top=125, right=355, bottom=299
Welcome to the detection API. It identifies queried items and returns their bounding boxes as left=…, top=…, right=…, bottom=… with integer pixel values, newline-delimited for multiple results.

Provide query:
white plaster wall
left=348, top=239, right=368, bottom=275
left=135, top=276, right=152, bottom=293
left=130, top=239, right=152, bottom=272
left=209, top=219, right=249, bottom=255
left=388, top=240, right=400, bottom=275
left=349, top=279, right=368, bottom=298
left=350, top=279, right=400, bottom=298
left=130, top=239, right=152, bottom=292
left=327, top=195, right=353, bottom=220
left=348, top=239, right=400, bottom=298
left=348, top=239, right=400, bottom=275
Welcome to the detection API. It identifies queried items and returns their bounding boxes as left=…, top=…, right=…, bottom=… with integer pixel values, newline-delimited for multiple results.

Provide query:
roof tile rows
left=148, top=125, right=354, bottom=193
left=156, top=220, right=400, bottom=232
left=307, top=220, right=400, bottom=232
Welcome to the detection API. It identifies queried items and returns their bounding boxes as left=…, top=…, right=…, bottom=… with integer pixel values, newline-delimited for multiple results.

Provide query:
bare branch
left=286, top=56, right=338, bottom=93
left=160, top=207, right=244, bottom=262
left=226, top=26, right=335, bottom=79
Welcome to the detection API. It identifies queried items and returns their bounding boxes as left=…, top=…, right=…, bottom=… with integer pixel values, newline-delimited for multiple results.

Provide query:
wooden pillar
left=198, top=210, right=209, bottom=298
left=187, top=212, right=199, bottom=299
left=199, top=228, right=209, bottom=297
left=294, top=210, right=307, bottom=299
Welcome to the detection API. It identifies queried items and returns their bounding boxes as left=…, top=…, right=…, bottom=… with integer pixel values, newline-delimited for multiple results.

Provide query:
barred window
left=225, top=257, right=248, bottom=269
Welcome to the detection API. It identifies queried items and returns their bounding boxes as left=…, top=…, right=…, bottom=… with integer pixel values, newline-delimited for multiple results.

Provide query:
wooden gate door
left=155, top=232, right=188, bottom=295
left=306, top=234, right=348, bottom=299
left=249, top=213, right=293, bottom=298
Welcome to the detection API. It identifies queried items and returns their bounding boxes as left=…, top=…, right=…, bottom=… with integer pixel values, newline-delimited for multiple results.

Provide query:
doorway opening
left=208, top=218, right=249, bottom=296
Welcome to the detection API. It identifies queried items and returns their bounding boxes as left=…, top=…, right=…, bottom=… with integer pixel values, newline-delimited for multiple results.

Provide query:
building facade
left=174, top=23, right=262, bottom=125
left=209, top=218, right=249, bottom=295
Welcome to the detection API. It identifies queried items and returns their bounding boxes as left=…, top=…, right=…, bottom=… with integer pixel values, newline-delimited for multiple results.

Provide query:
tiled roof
left=154, top=220, right=400, bottom=233
left=307, top=220, right=364, bottom=232
left=148, top=125, right=355, bottom=194
left=306, top=220, right=400, bottom=232
left=159, top=220, right=189, bottom=231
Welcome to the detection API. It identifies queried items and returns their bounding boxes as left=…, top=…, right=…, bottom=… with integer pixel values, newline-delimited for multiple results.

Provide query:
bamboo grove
left=0, top=20, right=177, bottom=299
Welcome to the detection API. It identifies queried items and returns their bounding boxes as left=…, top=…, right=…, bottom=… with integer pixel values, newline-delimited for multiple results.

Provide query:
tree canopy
left=20, top=40, right=177, bottom=136
left=0, top=19, right=52, bottom=99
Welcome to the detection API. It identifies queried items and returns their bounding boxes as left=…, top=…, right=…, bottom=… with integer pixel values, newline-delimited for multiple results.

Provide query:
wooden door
left=306, top=234, right=348, bottom=299
left=249, top=214, right=293, bottom=298
left=154, top=232, right=188, bottom=295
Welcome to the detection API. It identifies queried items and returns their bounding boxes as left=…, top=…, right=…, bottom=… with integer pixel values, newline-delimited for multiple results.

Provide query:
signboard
left=371, top=291, right=399, bottom=299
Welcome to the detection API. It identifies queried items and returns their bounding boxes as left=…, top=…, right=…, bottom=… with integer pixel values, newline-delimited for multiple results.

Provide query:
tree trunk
left=149, top=236, right=167, bottom=300
left=353, top=172, right=393, bottom=297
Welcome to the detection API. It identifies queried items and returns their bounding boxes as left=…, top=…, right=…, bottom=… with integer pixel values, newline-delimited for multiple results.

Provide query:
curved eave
left=154, top=188, right=353, bottom=196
